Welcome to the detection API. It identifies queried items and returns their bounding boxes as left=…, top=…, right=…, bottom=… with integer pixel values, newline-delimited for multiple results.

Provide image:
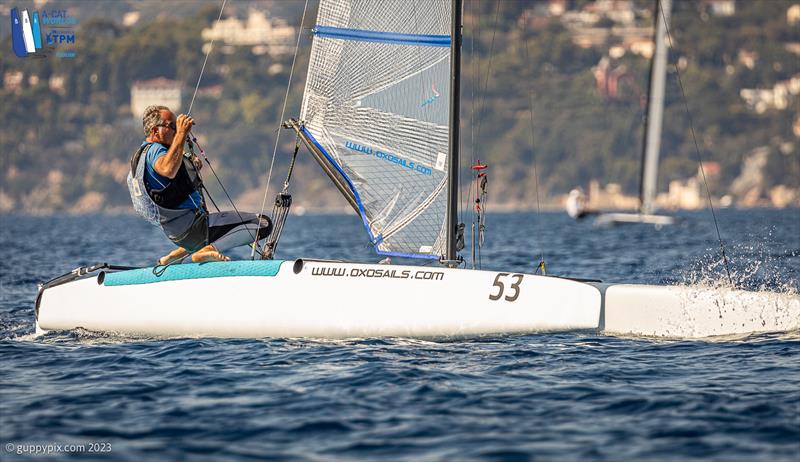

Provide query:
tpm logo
left=10, top=7, right=76, bottom=58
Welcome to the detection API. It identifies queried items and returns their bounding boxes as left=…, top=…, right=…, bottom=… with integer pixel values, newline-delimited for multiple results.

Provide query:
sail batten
left=301, top=0, right=452, bottom=259
left=314, top=26, right=451, bottom=47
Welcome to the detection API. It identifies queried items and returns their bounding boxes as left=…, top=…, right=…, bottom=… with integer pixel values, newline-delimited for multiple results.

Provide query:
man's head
left=143, top=105, right=176, bottom=146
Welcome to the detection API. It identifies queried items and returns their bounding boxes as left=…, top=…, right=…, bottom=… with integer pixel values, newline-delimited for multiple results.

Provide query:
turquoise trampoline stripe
left=103, top=260, right=284, bottom=286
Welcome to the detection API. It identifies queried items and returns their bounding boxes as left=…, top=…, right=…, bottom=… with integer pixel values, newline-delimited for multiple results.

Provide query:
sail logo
left=344, top=140, right=433, bottom=176
left=9, top=7, right=76, bottom=58
left=420, top=82, right=440, bottom=108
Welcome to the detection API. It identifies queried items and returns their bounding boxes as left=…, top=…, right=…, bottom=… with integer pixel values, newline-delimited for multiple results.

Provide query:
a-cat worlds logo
left=10, top=7, right=76, bottom=58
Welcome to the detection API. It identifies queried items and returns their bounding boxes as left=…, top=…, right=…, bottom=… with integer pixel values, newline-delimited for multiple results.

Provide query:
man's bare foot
left=158, top=247, right=189, bottom=265
left=191, top=245, right=230, bottom=263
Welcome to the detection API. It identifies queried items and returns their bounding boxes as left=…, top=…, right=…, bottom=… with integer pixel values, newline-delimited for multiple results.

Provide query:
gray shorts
left=206, top=211, right=272, bottom=253
left=165, top=210, right=272, bottom=253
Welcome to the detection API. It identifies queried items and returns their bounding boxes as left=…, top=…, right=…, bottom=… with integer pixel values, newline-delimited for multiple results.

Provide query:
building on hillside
left=122, top=11, right=140, bottom=27
left=587, top=180, right=639, bottom=210
left=703, top=0, right=736, bottom=17
left=4, top=71, right=24, bottom=93
left=585, top=0, right=636, bottom=25
left=518, top=0, right=568, bottom=28
left=201, top=9, right=295, bottom=56
left=769, top=185, right=799, bottom=208
left=739, top=75, right=800, bottom=113
left=657, top=164, right=720, bottom=210
left=130, top=78, right=182, bottom=119
left=548, top=0, right=567, bottom=16
left=196, top=84, right=224, bottom=99
left=49, top=75, right=65, bottom=94
left=627, top=38, right=654, bottom=58
left=570, top=27, right=608, bottom=48
left=789, top=4, right=800, bottom=25
left=660, top=178, right=701, bottom=210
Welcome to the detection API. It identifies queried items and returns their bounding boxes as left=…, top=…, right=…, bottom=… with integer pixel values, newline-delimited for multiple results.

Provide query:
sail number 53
left=489, top=273, right=524, bottom=302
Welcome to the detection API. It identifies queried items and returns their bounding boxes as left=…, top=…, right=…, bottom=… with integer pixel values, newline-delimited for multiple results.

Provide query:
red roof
left=702, top=161, right=721, bottom=176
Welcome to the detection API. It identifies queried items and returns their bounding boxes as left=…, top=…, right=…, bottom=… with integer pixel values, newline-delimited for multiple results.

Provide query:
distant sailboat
left=595, top=0, right=675, bottom=227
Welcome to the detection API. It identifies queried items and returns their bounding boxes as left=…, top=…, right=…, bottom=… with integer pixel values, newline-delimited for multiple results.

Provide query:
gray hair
left=142, top=105, right=169, bottom=136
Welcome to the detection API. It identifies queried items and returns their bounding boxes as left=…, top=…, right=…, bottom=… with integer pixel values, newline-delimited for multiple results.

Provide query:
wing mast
left=639, top=0, right=672, bottom=215
left=444, top=0, right=463, bottom=265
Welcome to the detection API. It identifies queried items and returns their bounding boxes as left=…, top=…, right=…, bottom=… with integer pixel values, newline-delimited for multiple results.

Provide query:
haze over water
left=1, top=209, right=798, bottom=461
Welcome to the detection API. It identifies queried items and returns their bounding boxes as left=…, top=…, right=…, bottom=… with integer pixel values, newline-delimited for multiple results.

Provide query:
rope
left=182, top=0, right=258, bottom=247
left=522, top=22, right=546, bottom=272
left=189, top=137, right=256, bottom=243
left=460, top=0, right=477, bottom=225
left=153, top=253, right=190, bottom=277
left=187, top=0, right=228, bottom=116
left=659, top=3, right=733, bottom=285
left=468, top=0, right=478, bottom=268
left=251, top=0, right=310, bottom=259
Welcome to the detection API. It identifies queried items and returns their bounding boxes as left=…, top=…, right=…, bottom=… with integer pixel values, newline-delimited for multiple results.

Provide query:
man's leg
left=203, top=211, right=273, bottom=255
left=158, top=246, right=190, bottom=265
left=191, top=244, right=230, bottom=262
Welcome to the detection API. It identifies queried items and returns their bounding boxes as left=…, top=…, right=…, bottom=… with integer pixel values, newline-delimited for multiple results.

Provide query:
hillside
left=0, top=0, right=798, bottom=214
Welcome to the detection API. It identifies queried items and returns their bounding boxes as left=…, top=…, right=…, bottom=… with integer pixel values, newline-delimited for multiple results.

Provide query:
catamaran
left=35, top=0, right=799, bottom=339
left=584, top=0, right=675, bottom=227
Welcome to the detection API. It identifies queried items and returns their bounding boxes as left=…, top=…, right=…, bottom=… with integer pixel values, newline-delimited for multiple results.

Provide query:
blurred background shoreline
left=1, top=0, right=798, bottom=216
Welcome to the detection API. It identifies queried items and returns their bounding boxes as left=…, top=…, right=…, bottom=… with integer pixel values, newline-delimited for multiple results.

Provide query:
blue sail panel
left=314, top=26, right=450, bottom=47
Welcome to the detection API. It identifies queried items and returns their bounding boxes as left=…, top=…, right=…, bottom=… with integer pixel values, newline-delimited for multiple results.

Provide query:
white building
left=705, top=0, right=736, bottom=17
left=4, top=71, right=24, bottom=93
left=740, top=75, right=800, bottom=113
left=130, top=77, right=182, bottom=119
left=201, top=9, right=295, bottom=56
left=789, top=4, right=800, bottom=25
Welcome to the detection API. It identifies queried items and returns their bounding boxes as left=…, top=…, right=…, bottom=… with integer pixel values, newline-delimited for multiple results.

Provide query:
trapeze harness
left=127, top=142, right=210, bottom=251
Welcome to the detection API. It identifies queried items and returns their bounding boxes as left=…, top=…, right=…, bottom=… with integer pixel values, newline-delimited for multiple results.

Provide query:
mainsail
left=300, top=0, right=452, bottom=259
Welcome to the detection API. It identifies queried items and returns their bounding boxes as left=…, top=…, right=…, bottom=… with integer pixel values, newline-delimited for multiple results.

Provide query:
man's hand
left=155, top=114, right=196, bottom=179
left=176, top=114, right=195, bottom=137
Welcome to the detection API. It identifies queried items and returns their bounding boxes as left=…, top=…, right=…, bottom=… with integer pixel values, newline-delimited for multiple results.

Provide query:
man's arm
left=153, top=114, right=194, bottom=179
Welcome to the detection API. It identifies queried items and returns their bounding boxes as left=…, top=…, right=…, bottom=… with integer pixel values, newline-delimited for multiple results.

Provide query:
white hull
left=602, top=284, right=800, bottom=338
left=36, top=260, right=799, bottom=339
left=37, top=260, right=601, bottom=338
left=595, top=212, right=675, bottom=227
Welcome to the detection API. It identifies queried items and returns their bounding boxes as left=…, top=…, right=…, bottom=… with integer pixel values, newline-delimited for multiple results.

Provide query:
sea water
left=1, top=209, right=798, bottom=461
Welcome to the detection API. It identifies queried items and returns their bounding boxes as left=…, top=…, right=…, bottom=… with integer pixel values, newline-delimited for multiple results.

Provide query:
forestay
left=301, top=0, right=452, bottom=259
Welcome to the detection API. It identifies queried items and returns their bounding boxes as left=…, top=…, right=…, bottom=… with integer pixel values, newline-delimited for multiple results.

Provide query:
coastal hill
left=0, top=0, right=797, bottom=214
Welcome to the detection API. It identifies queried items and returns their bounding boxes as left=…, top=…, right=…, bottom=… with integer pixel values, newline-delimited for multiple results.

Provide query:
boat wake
left=679, top=242, right=799, bottom=294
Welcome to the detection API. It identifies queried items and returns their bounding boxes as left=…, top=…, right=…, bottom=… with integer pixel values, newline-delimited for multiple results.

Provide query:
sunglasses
left=159, top=121, right=177, bottom=130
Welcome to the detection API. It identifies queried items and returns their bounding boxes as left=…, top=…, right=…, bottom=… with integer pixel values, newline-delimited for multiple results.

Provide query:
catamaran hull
left=35, top=260, right=800, bottom=339
left=36, top=260, right=602, bottom=338
left=602, top=284, right=800, bottom=338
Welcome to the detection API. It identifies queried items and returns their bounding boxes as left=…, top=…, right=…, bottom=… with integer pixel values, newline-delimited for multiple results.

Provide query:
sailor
left=129, top=105, right=272, bottom=264
left=566, top=187, right=589, bottom=219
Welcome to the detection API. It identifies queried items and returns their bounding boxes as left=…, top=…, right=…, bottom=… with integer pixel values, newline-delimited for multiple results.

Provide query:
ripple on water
left=2, top=211, right=799, bottom=461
